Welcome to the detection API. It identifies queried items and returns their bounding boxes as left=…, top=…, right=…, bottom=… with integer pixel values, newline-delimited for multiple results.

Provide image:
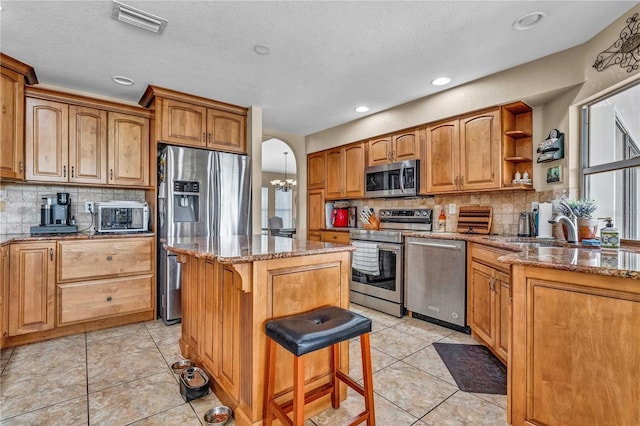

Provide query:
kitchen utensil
left=203, top=406, right=233, bottom=425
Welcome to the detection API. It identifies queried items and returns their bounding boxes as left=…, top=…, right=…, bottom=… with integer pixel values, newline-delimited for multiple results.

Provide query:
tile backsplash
left=350, top=188, right=578, bottom=236
left=0, top=183, right=146, bottom=234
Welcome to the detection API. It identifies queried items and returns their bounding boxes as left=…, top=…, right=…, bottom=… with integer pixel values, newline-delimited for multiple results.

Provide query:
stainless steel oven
left=364, top=160, right=419, bottom=198
left=349, top=208, right=432, bottom=317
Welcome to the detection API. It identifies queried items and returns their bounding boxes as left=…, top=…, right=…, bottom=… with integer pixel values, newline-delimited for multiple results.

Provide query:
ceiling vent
left=112, top=1, right=168, bottom=34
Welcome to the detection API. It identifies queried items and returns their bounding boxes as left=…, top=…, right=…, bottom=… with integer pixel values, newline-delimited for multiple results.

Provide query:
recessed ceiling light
left=431, top=77, right=452, bottom=86
left=512, top=11, right=546, bottom=30
left=254, top=44, right=270, bottom=55
left=355, top=106, right=370, bottom=113
left=112, top=75, right=135, bottom=86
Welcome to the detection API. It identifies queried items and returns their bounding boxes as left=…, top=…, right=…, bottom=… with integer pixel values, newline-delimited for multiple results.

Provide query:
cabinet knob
left=63, top=165, right=67, bottom=178
left=208, top=133, right=212, bottom=144
left=460, top=175, right=464, bottom=188
left=106, top=255, right=113, bottom=261
left=19, top=161, right=24, bottom=172
left=106, top=296, right=112, bottom=302
left=203, top=132, right=206, bottom=142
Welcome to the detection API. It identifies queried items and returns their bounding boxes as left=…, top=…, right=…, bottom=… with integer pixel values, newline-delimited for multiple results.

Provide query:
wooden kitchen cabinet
left=8, top=242, right=56, bottom=336
left=24, top=87, right=150, bottom=187
left=320, top=230, right=350, bottom=244
left=467, top=243, right=513, bottom=363
left=501, top=101, right=533, bottom=188
left=140, top=85, right=247, bottom=154
left=510, top=265, right=640, bottom=426
left=1, top=54, right=37, bottom=181
left=307, top=188, right=326, bottom=233
left=325, top=141, right=365, bottom=200
left=307, top=151, right=326, bottom=189
left=57, top=237, right=154, bottom=326
left=423, top=108, right=501, bottom=194
left=107, top=112, right=149, bottom=186
left=368, top=128, right=420, bottom=166
left=1, top=245, right=9, bottom=346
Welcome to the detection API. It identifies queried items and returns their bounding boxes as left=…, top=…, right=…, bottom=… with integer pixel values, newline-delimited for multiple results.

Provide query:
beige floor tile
left=87, top=346, right=169, bottom=392
left=471, top=392, right=508, bottom=410
left=86, top=322, right=149, bottom=343
left=2, top=344, right=86, bottom=376
left=370, top=327, right=430, bottom=359
left=155, top=337, right=185, bottom=368
left=436, top=332, right=481, bottom=346
left=144, top=320, right=182, bottom=344
left=130, top=403, right=201, bottom=425
left=10, top=334, right=85, bottom=359
left=396, top=318, right=456, bottom=342
left=0, top=364, right=86, bottom=420
left=188, top=392, right=237, bottom=425
left=403, top=345, right=457, bottom=386
left=363, top=309, right=407, bottom=333
left=372, top=361, right=457, bottom=418
left=348, top=338, right=398, bottom=382
left=421, top=391, right=509, bottom=426
left=89, top=370, right=184, bottom=425
left=87, top=332, right=157, bottom=361
left=0, top=396, right=88, bottom=425
left=0, top=347, right=14, bottom=373
left=311, top=388, right=419, bottom=425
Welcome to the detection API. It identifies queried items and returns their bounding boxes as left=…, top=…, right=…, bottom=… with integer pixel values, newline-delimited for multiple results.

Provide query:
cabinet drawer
left=58, top=275, right=153, bottom=325
left=321, top=231, right=350, bottom=244
left=58, top=238, right=152, bottom=281
left=470, top=243, right=513, bottom=272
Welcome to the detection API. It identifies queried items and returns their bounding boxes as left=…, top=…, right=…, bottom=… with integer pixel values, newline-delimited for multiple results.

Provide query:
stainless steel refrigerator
left=157, top=145, right=251, bottom=324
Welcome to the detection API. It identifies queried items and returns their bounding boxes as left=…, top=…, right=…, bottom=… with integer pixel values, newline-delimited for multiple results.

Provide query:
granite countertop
left=163, top=235, right=355, bottom=264
left=403, top=232, right=640, bottom=280
left=0, top=232, right=156, bottom=246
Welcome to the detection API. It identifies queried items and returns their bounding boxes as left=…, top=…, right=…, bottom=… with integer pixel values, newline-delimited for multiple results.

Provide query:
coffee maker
left=30, top=193, right=78, bottom=234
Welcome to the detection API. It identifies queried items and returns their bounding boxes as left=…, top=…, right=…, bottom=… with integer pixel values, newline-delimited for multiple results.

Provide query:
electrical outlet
left=449, top=203, right=456, bottom=214
left=85, top=201, right=94, bottom=213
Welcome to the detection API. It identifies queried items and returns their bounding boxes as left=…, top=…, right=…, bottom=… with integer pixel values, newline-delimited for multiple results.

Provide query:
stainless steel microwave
left=364, top=160, right=419, bottom=198
left=96, top=201, right=149, bottom=233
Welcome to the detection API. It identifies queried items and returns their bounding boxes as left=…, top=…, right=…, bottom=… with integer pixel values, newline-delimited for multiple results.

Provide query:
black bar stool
left=264, top=306, right=375, bottom=426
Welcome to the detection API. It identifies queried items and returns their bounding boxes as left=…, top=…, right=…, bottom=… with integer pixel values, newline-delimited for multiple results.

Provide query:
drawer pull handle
left=106, top=255, right=113, bottom=261
left=49, top=248, right=53, bottom=261
left=106, top=296, right=112, bottom=302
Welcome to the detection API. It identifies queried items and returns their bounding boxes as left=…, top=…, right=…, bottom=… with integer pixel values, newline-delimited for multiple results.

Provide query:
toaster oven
left=96, top=201, right=149, bottom=233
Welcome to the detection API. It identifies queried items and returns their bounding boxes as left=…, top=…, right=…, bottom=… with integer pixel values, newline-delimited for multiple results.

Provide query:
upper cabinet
left=24, top=87, right=150, bottom=187
left=0, top=53, right=37, bottom=181
left=325, top=141, right=366, bottom=200
left=307, top=151, right=326, bottom=190
left=139, top=85, right=247, bottom=154
left=368, top=128, right=421, bottom=166
left=501, top=101, right=533, bottom=189
left=423, top=108, right=501, bottom=194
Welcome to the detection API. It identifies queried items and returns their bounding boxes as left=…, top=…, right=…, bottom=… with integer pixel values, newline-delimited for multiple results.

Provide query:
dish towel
left=352, top=241, right=380, bottom=276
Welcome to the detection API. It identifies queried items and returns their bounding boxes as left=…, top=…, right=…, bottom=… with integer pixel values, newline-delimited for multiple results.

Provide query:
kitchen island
left=163, top=235, right=355, bottom=426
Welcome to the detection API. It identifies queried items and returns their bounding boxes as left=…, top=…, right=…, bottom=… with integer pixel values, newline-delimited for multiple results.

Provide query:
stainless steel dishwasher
left=404, top=237, right=469, bottom=333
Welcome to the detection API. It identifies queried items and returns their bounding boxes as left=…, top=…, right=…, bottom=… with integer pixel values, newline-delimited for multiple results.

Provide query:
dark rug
left=433, top=343, right=507, bottom=395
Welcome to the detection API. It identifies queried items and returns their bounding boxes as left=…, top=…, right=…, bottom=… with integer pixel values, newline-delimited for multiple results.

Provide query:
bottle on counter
left=600, top=217, right=620, bottom=250
left=438, top=209, right=446, bottom=232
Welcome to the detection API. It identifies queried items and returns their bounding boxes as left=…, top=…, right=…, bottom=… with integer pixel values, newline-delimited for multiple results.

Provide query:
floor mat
left=433, top=343, right=507, bottom=394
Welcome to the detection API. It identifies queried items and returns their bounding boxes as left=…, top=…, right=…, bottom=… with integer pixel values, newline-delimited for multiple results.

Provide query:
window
left=275, top=190, right=293, bottom=228
left=582, top=83, right=640, bottom=239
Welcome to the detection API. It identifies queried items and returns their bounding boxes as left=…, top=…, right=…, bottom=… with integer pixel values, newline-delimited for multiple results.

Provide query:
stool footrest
left=336, top=370, right=365, bottom=397
left=275, top=381, right=334, bottom=416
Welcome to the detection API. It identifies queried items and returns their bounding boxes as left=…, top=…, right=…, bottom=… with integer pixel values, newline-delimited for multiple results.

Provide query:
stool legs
left=293, top=355, right=305, bottom=425
left=360, top=333, right=376, bottom=426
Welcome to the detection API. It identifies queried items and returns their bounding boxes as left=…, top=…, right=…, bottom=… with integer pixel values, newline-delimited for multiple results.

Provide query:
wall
left=0, top=182, right=146, bottom=234
left=305, top=4, right=640, bottom=236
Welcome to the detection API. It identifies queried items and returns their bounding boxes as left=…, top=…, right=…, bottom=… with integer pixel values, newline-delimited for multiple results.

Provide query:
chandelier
left=270, top=151, right=297, bottom=192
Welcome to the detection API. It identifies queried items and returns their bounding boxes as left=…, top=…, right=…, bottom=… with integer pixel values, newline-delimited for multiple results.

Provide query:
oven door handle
left=407, top=241, right=462, bottom=250
left=376, top=243, right=402, bottom=253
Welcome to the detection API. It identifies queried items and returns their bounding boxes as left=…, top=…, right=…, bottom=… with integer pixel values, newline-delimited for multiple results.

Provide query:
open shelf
left=504, top=130, right=531, bottom=139
left=504, top=156, right=532, bottom=163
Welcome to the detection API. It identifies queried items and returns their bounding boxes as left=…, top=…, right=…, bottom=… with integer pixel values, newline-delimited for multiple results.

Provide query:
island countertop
left=162, top=234, right=355, bottom=264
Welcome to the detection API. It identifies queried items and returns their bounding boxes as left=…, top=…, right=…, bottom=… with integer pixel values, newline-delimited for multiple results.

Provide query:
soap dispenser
left=600, top=217, right=620, bottom=250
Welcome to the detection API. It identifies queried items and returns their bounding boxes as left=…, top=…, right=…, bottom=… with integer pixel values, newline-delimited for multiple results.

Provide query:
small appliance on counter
left=30, top=193, right=78, bottom=235
left=331, top=201, right=350, bottom=227
left=96, top=201, right=149, bottom=233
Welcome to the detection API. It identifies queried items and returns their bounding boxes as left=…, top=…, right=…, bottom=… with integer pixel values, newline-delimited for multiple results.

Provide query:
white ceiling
left=1, top=1, right=635, bottom=140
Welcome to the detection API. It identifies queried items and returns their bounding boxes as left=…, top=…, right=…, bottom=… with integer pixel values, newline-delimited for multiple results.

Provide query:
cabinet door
left=425, top=119, right=459, bottom=193
left=160, top=99, right=207, bottom=147
left=9, top=242, right=56, bottom=336
left=68, top=106, right=107, bottom=184
left=217, top=264, right=241, bottom=398
left=324, top=148, right=344, bottom=199
left=108, top=112, right=149, bottom=186
left=460, top=108, right=501, bottom=190
left=494, top=270, right=510, bottom=363
left=307, top=151, right=326, bottom=190
left=207, top=109, right=246, bottom=153
left=1, top=245, right=9, bottom=344
left=393, top=129, right=420, bottom=162
left=307, top=189, right=325, bottom=231
left=25, top=98, right=68, bottom=182
left=368, top=136, right=392, bottom=166
left=344, top=142, right=365, bottom=198
left=0, top=67, right=25, bottom=180
left=469, top=260, right=495, bottom=347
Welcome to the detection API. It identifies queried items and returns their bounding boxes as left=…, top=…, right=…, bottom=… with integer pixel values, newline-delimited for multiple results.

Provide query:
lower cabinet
left=8, top=242, right=56, bottom=336
left=2, top=236, right=155, bottom=347
left=467, top=243, right=512, bottom=363
left=320, top=230, right=350, bottom=244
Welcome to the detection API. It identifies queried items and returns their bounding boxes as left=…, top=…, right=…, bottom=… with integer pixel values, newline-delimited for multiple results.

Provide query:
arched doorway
left=261, top=138, right=297, bottom=236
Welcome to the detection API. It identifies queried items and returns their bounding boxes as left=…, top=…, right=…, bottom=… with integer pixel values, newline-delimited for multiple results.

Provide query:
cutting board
left=456, top=206, right=493, bottom=234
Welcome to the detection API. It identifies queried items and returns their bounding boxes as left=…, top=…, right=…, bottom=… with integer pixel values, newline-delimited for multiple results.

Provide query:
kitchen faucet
left=548, top=200, right=578, bottom=243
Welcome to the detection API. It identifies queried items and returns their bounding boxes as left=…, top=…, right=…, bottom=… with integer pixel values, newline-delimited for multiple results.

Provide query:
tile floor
left=0, top=305, right=508, bottom=425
